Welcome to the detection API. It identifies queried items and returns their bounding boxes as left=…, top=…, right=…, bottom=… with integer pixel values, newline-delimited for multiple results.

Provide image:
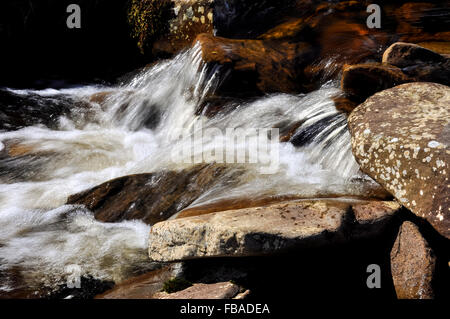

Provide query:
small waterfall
left=0, top=45, right=378, bottom=294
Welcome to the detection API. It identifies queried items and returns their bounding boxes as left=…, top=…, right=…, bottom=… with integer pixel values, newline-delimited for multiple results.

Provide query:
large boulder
left=148, top=200, right=401, bottom=262
left=390, top=221, right=436, bottom=299
left=67, top=163, right=231, bottom=225
left=348, top=82, right=450, bottom=239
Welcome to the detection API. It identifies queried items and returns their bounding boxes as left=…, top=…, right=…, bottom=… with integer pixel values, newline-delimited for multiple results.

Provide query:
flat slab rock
left=148, top=200, right=400, bottom=262
left=348, top=82, right=449, bottom=239
left=153, top=282, right=241, bottom=300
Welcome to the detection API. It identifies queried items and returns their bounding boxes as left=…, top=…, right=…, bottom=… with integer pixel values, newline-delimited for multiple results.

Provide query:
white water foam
left=0, top=44, right=375, bottom=293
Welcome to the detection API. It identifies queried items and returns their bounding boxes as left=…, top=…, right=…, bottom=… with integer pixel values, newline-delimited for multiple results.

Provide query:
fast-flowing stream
left=0, top=44, right=381, bottom=295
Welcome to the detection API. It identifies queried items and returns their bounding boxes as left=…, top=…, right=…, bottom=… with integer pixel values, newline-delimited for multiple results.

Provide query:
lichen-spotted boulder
left=348, top=82, right=449, bottom=238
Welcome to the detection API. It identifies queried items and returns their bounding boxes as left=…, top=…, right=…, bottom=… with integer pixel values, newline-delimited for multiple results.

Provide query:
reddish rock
left=196, top=33, right=314, bottom=95
left=390, top=221, right=436, bottom=299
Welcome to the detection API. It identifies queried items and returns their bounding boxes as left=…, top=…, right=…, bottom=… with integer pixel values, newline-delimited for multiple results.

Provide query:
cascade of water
left=0, top=44, right=376, bottom=293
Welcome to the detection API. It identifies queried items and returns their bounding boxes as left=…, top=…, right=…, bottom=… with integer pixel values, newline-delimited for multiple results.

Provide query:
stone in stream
left=195, top=33, right=314, bottom=96
left=67, top=163, right=232, bottom=225
left=148, top=200, right=401, bottom=262
left=341, top=63, right=409, bottom=102
left=341, top=43, right=450, bottom=103
left=96, top=264, right=183, bottom=299
left=153, top=282, right=241, bottom=299
left=0, top=89, right=74, bottom=131
left=348, top=82, right=450, bottom=239
left=390, top=221, right=436, bottom=299
left=382, top=42, right=446, bottom=68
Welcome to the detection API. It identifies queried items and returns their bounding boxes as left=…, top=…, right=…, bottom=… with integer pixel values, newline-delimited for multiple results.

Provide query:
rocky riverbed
left=0, top=0, right=448, bottom=300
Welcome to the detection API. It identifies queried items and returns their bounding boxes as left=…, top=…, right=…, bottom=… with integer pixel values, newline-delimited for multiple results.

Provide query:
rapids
left=0, top=44, right=380, bottom=295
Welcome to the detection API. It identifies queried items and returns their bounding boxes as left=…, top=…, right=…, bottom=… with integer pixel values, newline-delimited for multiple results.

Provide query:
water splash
left=0, top=45, right=378, bottom=293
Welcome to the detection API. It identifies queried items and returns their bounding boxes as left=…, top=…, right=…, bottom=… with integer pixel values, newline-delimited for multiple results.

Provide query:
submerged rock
left=390, top=221, right=436, bottom=299
left=348, top=82, right=450, bottom=239
left=0, top=90, right=74, bottom=131
left=148, top=200, right=401, bottom=262
left=67, top=163, right=230, bottom=225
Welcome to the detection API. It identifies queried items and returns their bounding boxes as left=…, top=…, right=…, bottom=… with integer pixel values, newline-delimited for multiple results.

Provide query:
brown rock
left=153, top=282, right=240, bottom=299
left=67, top=163, right=230, bottom=225
left=382, top=42, right=446, bottom=68
left=353, top=201, right=401, bottom=225
left=390, top=221, right=436, bottom=299
left=341, top=63, right=409, bottom=101
left=394, top=2, right=450, bottom=43
left=351, top=201, right=401, bottom=238
left=196, top=33, right=314, bottom=95
left=96, top=264, right=182, bottom=299
left=417, top=42, right=450, bottom=55
left=348, top=82, right=450, bottom=238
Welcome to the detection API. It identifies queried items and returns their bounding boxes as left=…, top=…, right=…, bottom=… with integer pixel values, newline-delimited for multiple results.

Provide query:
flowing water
left=0, top=44, right=381, bottom=295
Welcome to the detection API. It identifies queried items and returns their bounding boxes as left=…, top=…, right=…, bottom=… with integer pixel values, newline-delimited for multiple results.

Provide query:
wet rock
left=96, top=264, right=182, bottom=299
left=332, top=96, right=359, bottom=114
left=152, top=0, right=214, bottom=56
left=67, top=163, right=230, bottom=225
left=382, top=42, right=446, bottom=68
left=153, top=282, right=241, bottom=299
left=348, top=82, right=450, bottom=239
left=390, top=221, right=436, bottom=299
left=196, top=33, right=314, bottom=96
left=213, top=0, right=307, bottom=39
left=393, top=2, right=450, bottom=44
left=0, top=89, right=74, bottom=131
left=417, top=41, right=450, bottom=56
left=381, top=42, right=450, bottom=86
left=341, top=63, right=409, bottom=102
left=47, top=276, right=115, bottom=300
